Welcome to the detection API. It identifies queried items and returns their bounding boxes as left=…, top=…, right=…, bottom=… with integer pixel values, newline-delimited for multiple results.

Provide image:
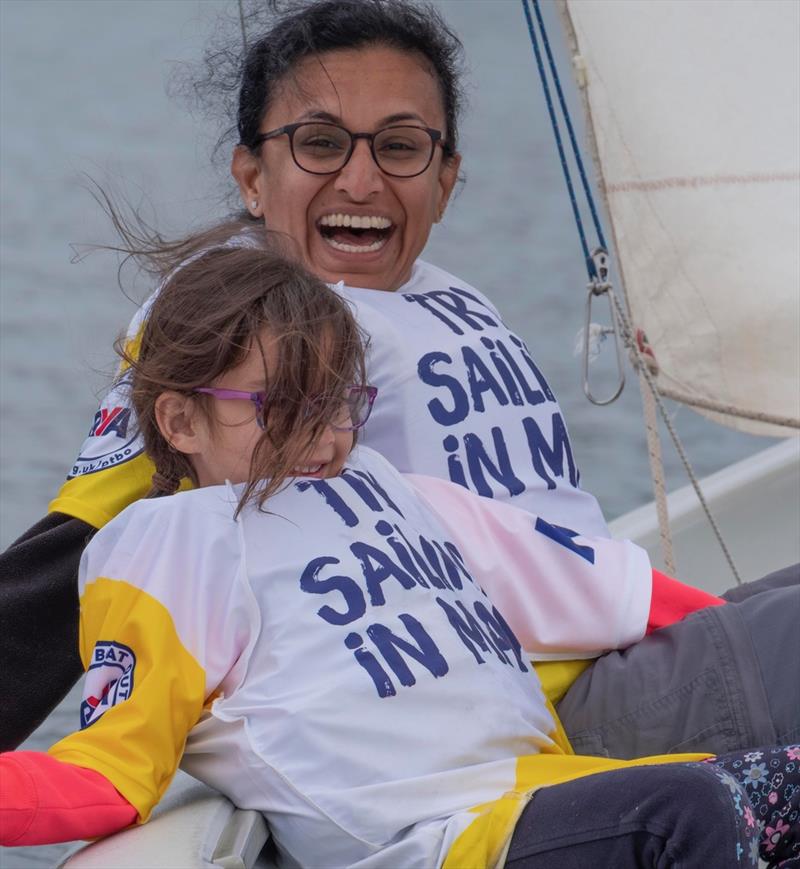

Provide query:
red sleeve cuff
left=0, top=751, right=138, bottom=846
left=647, top=569, right=726, bottom=634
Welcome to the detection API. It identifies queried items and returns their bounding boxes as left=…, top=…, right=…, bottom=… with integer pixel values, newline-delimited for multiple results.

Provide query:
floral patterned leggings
left=700, top=744, right=800, bottom=867
left=506, top=744, right=800, bottom=868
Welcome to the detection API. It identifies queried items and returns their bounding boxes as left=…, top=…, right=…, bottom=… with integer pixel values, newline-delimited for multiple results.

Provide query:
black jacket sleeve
left=0, top=513, right=94, bottom=750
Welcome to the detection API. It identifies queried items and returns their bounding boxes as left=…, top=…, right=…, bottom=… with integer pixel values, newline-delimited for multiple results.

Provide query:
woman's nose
left=333, top=140, right=384, bottom=200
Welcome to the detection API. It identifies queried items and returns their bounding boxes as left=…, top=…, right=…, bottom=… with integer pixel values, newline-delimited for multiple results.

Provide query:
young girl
left=1, top=245, right=797, bottom=868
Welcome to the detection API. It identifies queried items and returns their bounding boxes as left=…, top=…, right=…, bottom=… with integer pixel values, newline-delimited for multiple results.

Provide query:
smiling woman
left=232, top=43, right=461, bottom=290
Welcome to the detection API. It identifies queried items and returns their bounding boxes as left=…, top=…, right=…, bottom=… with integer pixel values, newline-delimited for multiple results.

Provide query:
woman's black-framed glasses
left=192, top=385, right=378, bottom=432
left=250, top=122, right=445, bottom=178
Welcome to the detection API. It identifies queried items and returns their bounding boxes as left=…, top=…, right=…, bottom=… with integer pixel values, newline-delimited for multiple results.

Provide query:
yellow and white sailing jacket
left=50, top=447, right=687, bottom=868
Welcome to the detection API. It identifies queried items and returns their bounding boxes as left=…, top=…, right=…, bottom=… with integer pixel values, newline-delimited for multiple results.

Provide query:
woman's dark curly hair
left=190, top=0, right=465, bottom=166
left=237, top=1, right=464, bottom=159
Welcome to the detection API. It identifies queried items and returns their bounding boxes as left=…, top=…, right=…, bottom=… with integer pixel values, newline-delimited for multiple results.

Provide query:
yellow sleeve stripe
left=49, top=453, right=193, bottom=529
left=118, top=328, right=144, bottom=374
left=48, top=578, right=207, bottom=821
left=49, top=454, right=156, bottom=529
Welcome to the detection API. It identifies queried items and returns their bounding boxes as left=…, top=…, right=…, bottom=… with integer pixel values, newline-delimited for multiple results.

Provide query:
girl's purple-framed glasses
left=192, top=385, right=378, bottom=432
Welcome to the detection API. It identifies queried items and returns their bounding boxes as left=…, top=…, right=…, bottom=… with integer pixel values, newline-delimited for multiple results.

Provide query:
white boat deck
left=610, top=439, right=800, bottom=595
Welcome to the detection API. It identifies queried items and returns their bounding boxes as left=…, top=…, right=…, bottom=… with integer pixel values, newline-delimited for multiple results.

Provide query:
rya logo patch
left=69, top=372, right=144, bottom=478
left=80, top=641, right=136, bottom=728
left=88, top=406, right=131, bottom=438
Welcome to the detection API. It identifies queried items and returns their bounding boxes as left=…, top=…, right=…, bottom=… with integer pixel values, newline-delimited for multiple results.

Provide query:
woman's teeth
left=325, top=237, right=387, bottom=253
left=319, top=214, right=392, bottom=229
left=318, top=213, right=393, bottom=254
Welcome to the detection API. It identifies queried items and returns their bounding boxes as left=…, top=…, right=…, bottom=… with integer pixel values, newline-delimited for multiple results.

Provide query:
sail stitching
left=606, top=171, right=800, bottom=194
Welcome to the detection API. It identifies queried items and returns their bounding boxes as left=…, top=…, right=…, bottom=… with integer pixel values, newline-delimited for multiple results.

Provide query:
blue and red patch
left=68, top=373, right=143, bottom=478
left=80, top=640, right=136, bottom=729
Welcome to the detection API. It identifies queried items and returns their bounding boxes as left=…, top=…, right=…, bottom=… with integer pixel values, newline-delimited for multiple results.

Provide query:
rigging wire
left=238, top=0, right=249, bottom=53
left=521, top=0, right=594, bottom=276
left=521, top=0, right=624, bottom=406
left=522, top=0, right=607, bottom=267
left=609, top=294, right=743, bottom=584
left=520, top=0, right=746, bottom=583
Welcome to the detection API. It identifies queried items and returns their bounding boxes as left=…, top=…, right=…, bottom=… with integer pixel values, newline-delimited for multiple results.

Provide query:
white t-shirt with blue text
left=337, top=260, right=609, bottom=537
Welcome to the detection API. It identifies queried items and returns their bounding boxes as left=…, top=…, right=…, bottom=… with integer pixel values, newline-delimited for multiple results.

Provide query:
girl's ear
left=154, top=391, right=204, bottom=455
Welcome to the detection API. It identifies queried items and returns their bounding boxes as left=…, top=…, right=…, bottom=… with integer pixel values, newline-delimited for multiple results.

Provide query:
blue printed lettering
left=418, top=351, right=471, bottom=426
left=474, top=602, right=528, bottom=672
left=349, top=541, right=417, bottom=606
left=436, top=597, right=492, bottom=665
left=480, top=337, right=524, bottom=405
left=342, top=469, right=405, bottom=519
left=473, top=603, right=511, bottom=664
left=534, top=517, right=596, bottom=564
left=447, top=286, right=500, bottom=323
left=425, top=289, right=498, bottom=331
left=509, top=334, right=556, bottom=402
left=419, top=337, right=556, bottom=426
left=403, top=293, right=465, bottom=334
left=522, top=412, right=578, bottom=489
left=295, top=480, right=359, bottom=527
left=444, top=541, right=472, bottom=591
left=435, top=597, right=527, bottom=672
left=464, top=429, right=525, bottom=498
left=375, top=520, right=430, bottom=588
left=416, top=536, right=453, bottom=591
left=443, top=435, right=468, bottom=487
left=390, top=524, right=450, bottom=590
left=403, top=288, right=498, bottom=334
left=463, top=346, right=509, bottom=413
left=366, top=613, right=449, bottom=687
left=299, top=556, right=366, bottom=626
left=494, top=337, right=546, bottom=405
left=442, top=429, right=526, bottom=498
left=432, top=540, right=464, bottom=590
left=345, top=632, right=396, bottom=698
left=92, top=644, right=131, bottom=668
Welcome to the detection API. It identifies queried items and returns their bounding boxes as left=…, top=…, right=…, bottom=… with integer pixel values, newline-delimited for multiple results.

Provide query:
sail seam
left=606, top=171, right=800, bottom=194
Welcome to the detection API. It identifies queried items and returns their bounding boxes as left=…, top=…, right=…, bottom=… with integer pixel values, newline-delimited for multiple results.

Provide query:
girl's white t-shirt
left=54, top=446, right=649, bottom=868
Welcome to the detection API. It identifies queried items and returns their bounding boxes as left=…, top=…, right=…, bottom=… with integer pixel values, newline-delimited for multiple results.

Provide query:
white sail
left=561, top=0, right=800, bottom=437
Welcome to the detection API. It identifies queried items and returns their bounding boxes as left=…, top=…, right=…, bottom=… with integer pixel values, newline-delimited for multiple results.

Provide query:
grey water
left=0, top=1, right=774, bottom=866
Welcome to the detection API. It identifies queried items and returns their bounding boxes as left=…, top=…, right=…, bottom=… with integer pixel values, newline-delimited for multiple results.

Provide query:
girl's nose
left=333, top=140, right=384, bottom=200
left=317, top=421, right=336, bottom=446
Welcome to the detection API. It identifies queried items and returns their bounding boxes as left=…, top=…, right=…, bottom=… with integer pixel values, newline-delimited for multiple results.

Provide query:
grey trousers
left=556, top=564, right=800, bottom=759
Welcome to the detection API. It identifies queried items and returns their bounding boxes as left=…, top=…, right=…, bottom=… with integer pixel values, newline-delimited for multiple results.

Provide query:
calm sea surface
left=0, top=1, right=772, bottom=866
